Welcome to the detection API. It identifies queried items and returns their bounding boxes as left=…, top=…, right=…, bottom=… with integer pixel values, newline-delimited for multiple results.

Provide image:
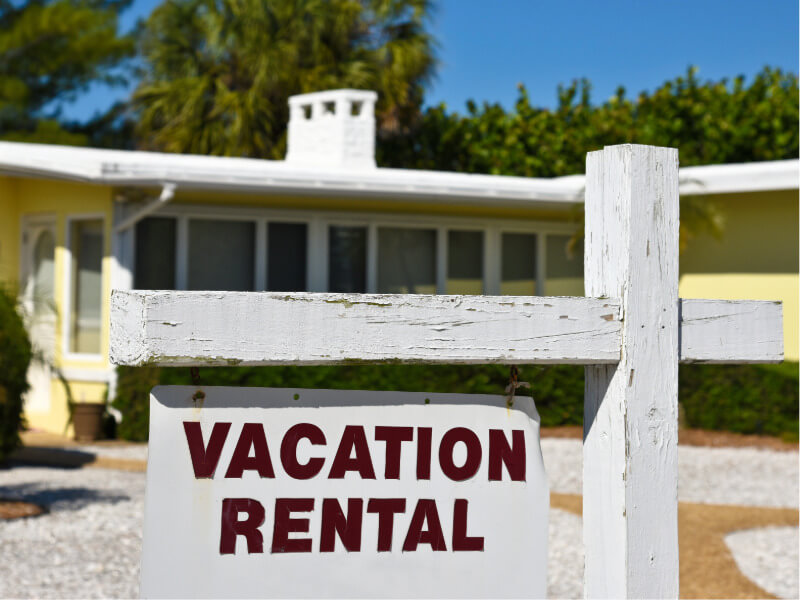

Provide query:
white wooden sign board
left=141, top=386, right=549, bottom=599
left=111, top=145, right=785, bottom=600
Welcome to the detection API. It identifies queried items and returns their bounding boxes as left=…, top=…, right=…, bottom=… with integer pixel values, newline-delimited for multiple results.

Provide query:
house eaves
left=0, top=142, right=796, bottom=210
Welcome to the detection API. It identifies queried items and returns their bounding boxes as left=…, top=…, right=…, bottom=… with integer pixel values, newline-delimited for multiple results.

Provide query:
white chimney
left=286, top=89, right=378, bottom=169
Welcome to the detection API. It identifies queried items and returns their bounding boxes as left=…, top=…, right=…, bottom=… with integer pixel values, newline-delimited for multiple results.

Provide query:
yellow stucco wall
left=7, top=178, right=113, bottom=433
left=679, top=190, right=799, bottom=360
left=0, top=176, right=20, bottom=285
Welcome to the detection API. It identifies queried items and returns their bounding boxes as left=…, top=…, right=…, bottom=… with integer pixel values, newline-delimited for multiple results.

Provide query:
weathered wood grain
left=679, top=298, right=783, bottom=363
left=583, top=145, right=681, bottom=599
left=110, top=290, right=623, bottom=366
left=110, top=291, right=782, bottom=368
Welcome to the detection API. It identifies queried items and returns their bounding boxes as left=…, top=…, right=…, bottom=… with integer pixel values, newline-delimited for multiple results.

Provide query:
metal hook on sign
left=190, top=367, right=205, bottom=404
left=504, top=365, right=530, bottom=409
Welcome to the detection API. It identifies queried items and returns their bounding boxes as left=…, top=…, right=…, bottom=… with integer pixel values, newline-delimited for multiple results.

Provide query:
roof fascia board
left=0, top=143, right=795, bottom=207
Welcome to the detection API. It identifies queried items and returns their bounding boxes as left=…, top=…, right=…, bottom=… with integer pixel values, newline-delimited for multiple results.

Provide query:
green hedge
left=0, top=287, right=32, bottom=463
left=680, top=362, right=798, bottom=439
left=112, top=362, right=799, bottom=442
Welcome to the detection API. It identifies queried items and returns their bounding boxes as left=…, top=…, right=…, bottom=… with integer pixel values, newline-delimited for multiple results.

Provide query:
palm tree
left=133, top=0, right=436, bottom=159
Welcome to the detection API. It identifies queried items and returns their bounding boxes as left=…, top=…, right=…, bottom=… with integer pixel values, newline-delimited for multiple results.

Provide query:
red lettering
left=225, top=423, right=275, bottom=478
left=416, top=427, right=432, bottom=480
left=272, top=498, right=314, bottom=553
left=320, top=498, right=363, bottom=552
left=328, top=426, right=376, bottom=479
left=375, top=426, right=413, bottom=479
left=439, top=427, right=482, bottom=481
left=367, top=498, right=406, bottom=552
left=219, top=498, right=265, bottom=554
left=488, top=429, right=526, bottom=481
left=183, top=421, right=230, bottom=478
left=402, top=499, right=447, bottom=551
left=452, top=499, right=484, bottom=551
left=281, top=423, right=326, bottom=479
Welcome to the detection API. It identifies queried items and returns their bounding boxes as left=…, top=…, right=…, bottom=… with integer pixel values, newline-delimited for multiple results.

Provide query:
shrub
left=112, top=365, right=160, bottom=442
left=112, top=362, right=799, bottom=442
left=0, top=287, right=32, bottom=463
left=680, top=362, right=799, bottom=441
left=113, top=364, right=584, bottom=441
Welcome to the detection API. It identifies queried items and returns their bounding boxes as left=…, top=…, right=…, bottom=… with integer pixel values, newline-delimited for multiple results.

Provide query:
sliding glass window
left=545, top=234, right=583, bottom=296
left=268, top=222, right=307, bottom=291
left=188, top=219, right=255, bottom=291
left=134, top=217, right=176, bottom=289
left=447, top=230, right=483, bottom=294
left=378, top=228, right=436, bottom=294
left=69, top=219, right=103, bottom=354
left=501, top=232, right=537, bottom=295
left=329, top=226, right=367, bottom=293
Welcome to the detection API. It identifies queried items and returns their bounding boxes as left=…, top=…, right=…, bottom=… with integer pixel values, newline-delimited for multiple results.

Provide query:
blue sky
left=64, top=0, right=799, bottom=122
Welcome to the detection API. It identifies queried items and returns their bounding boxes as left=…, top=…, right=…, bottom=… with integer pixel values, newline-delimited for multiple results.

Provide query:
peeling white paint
left=583, top=145, right=680, bottom=599
left=110, top=291, right=782, bottom=368
left=110, top=292, right=623, bottom=366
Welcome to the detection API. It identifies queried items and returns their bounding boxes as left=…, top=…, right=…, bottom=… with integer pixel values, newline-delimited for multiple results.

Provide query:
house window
left=378, top=227, right=436, bottom=294
left=329, top=226, right=366, bottom=293
left=134, top=217, right=176, bottom=289
left=188, top=219, right=255, bottom=291
left=267, top=222, right=307, bottom=292
left=32, top=230, right=55, bottom=313
left=447, top=230, right=483, bottom=294
left=546, top=234, right=583, bottom=296
left=501, top=232, right=537, bottom=295
left=69, top=219, right=103, bottom=354
left=128, top=209, right=571, bottom=297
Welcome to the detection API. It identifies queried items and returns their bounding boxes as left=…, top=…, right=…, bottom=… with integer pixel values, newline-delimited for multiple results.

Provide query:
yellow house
left=0, top=89, right=797, bottom=435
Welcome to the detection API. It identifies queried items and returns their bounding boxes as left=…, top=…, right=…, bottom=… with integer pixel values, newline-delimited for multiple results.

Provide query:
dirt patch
left=542, top=425, right=798, bottom=451
left=678, top=428, right=798, bottom=452
left=552, top=492, right=799, bottom=599
left=0, top=500, right=46, bottom=520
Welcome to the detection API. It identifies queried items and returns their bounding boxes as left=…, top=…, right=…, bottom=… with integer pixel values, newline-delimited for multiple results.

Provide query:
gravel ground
left=0, top=440, right=796, bottom=599
left=0, top=467, right=144, bottom=599
left=541, top=438, right=799, bottom=508
left=74, top=444, right=148, bottom=462
left=725, top=526, right=799, bottom=600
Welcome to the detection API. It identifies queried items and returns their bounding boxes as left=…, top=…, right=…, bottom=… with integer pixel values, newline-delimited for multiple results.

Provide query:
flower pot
left=72, top=403, right=105, bottom=442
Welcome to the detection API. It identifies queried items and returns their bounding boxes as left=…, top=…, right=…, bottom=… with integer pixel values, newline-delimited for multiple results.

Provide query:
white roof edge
left=0, top=141, right=795, bottom=208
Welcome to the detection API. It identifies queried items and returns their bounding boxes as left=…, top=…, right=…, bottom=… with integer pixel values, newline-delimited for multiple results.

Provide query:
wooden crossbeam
left=110, top=290, right=782, bottom=367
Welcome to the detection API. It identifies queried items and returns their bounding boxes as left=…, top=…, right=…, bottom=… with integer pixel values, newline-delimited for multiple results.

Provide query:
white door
left=20, top=217, right=57, bottom=414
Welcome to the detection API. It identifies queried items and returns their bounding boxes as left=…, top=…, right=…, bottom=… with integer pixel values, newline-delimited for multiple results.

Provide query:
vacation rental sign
left=140, top=387, right=549, bottom=598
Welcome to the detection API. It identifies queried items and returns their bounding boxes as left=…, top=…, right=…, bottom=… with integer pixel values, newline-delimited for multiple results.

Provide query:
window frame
left=131, top=203, right=578, bottom=297
left=63, top=213, right=107, bottom=362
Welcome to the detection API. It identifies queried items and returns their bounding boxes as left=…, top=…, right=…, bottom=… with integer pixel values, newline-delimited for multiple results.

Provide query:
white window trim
left=130, top=203, right=580, bottom=296
left=63, top=213, right=107, bottom=362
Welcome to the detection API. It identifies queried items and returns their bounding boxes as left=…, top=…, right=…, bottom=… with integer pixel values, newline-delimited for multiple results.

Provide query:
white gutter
left=114, top=183, right=177, bottom=232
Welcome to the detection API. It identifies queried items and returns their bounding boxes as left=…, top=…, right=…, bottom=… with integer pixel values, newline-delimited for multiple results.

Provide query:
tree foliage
left=379, top=67, right=799, bottom=174
left=379, top=67, right=798, bottom=250
left=0, top=0, right=134, bottom=144
left=133, top=0, right=436, bottom=158
left=0, top=286, right=32, bottom=463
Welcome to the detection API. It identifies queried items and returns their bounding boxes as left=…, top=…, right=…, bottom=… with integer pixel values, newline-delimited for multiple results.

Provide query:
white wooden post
left=584, top=145, right=680, bottom=598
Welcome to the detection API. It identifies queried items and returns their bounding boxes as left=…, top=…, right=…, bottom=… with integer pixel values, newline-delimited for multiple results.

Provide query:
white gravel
left=1, top=440, right=796, bottom=599
left=74, top=444, right=148, bottom=462
left=0, top=466, right=144, bottom=599
left=726, top=526, right=799, bottom=599
left=541, top=438, right=799, bottom=508
left=547, top=509, right=583, bottom=600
